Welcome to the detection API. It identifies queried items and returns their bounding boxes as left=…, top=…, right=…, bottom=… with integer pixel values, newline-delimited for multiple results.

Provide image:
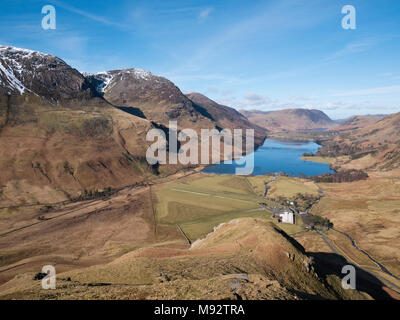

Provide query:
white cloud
left=242, top=93, right=271, bottom=106
left=199, top=8, right=213, bottom=20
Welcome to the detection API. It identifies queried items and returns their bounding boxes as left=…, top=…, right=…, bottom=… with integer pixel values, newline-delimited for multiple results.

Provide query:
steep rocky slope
left=89, top=70, right=217, bottom=130
left=0, top=45, right=93, bottom=101
left=240, top=108, right=335, bottom=132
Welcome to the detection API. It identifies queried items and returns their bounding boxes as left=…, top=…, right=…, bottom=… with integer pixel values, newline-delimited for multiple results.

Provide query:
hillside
left=186, top=92, right=266, bottom=146
left=240, top=108, right=335, bottom=132
left=0, top=218, right=367, bottom=300
left=318, top=112, right=400, bottom=171
left=331, top=115, right=384, bottom=132
left=89, top=70, right=217, bottom=131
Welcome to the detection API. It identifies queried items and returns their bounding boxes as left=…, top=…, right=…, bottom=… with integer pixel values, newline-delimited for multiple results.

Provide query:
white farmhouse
left=279, top=211, right=295, bottom=224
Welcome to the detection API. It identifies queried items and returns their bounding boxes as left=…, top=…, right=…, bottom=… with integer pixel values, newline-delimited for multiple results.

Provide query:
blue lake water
left=202, top=139, right=334, bottom=176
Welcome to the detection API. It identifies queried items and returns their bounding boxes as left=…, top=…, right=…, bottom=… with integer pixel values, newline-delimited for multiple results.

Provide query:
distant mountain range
left=240, top=108, right=336, bottom=132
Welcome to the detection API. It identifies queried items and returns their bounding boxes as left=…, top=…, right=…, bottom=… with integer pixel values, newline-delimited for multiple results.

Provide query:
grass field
left=153, top=174, right=305, bottom=241
left=247, top=176, right=274, bottom=197
left=268, top=176, right=320, bottom=198
left=302, top=156, right=335, bottom=165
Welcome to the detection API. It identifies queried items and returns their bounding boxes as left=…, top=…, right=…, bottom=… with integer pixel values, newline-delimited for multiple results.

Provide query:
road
left=313, top=229, right=400, bottom=294
left=333, top=228, right=400, bottom=281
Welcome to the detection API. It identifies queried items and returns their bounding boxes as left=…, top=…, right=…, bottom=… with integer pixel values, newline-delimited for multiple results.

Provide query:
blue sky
left=1, top=0, right=399, bottom=119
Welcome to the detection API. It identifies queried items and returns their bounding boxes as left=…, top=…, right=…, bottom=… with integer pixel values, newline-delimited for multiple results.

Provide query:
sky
left=0, top=0, right=399, bottom=119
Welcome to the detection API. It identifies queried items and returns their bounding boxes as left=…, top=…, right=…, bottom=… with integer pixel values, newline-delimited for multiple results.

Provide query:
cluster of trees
left=316, top=142, right=362, bottom=158
left=74, top=187, right=114, bottom=201
left=271, top=193, right=320, bottom=212
left=302, top=152, right=315, bottom=157
left=309, top=214, right=333, bottom=230
left=312, top=169, right=368, bottom=183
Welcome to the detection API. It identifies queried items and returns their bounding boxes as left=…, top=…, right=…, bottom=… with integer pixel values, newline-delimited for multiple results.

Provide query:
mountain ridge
left=240, top=108, right=335, bottom=132
left=0, top=45, right=265, bottom=207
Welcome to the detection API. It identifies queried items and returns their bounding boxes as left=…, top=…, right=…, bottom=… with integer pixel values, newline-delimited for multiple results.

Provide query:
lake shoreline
left=202, top=138, right=334, bottom=177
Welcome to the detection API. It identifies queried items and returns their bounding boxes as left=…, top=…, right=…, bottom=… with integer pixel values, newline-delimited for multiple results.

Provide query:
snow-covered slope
left=0, top=45, right=92, bottom=100
left=87, top=68, right=217, bottom=128
left=91, top=69, right=156, bottom=94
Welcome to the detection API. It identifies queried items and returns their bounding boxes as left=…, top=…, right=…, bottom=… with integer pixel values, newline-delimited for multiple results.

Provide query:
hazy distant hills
left=332, top=115, right=385, bottom=132
left=240, top=108, right=336, bottom=132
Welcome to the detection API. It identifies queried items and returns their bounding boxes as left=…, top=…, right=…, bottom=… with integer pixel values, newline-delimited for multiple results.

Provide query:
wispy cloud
left=50, top=0, right=125, bottom=28
left=332, top=85, right=400, bottom=97
left=327, top=38, right=381, bottom=60
left=199, top=8, right=213, bottom=20
left=169, top=0, right=332, bottom=75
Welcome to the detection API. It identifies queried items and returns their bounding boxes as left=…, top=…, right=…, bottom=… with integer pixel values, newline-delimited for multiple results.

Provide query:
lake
left=202, top=139, right=334, bottom=176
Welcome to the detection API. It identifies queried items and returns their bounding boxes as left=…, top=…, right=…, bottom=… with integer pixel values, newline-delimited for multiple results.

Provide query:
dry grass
left=0, top=218, right=365, bottom=300
left=302, top=156, right=335, bottom=165
left=312, top=175, right=400, bottom=278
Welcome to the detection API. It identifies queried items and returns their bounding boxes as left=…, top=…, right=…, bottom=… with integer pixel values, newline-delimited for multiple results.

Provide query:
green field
left=153, top=174, right=305, bottom=241
left=268, top=176, right=320, bottom=198
left=302, top=156, right=335, bottom=165
left=247, top=175, right=274, bottom=197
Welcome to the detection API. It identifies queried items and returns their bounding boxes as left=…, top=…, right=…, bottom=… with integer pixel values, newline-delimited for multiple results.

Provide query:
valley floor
left=0, top=169, right=399, bottom=300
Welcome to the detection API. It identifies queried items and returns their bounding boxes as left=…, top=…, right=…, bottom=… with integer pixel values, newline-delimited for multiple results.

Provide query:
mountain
left=88, top=70, right=217, bottom=131
left=0, top=45, right=94, bottom=101
left=331, top=115, right=385, bottom=132
left=0, top=46, right=263, bottom=207
left=88, top=71, right=267, bottom=156
left=318, top=112, right=400, bottom=171
left=186, top=92, right=266, bottom=146
left=240, top=108, right=335, bottom=132
left=0, top=47, right=175, bottom=206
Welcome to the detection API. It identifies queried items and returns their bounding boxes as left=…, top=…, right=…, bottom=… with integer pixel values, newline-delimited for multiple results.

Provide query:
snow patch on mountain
left=92, top=69, right=154, bottom=94
left=0, top=59, right=26, bottom=94
left=0, top=45, right=55, bottom=95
